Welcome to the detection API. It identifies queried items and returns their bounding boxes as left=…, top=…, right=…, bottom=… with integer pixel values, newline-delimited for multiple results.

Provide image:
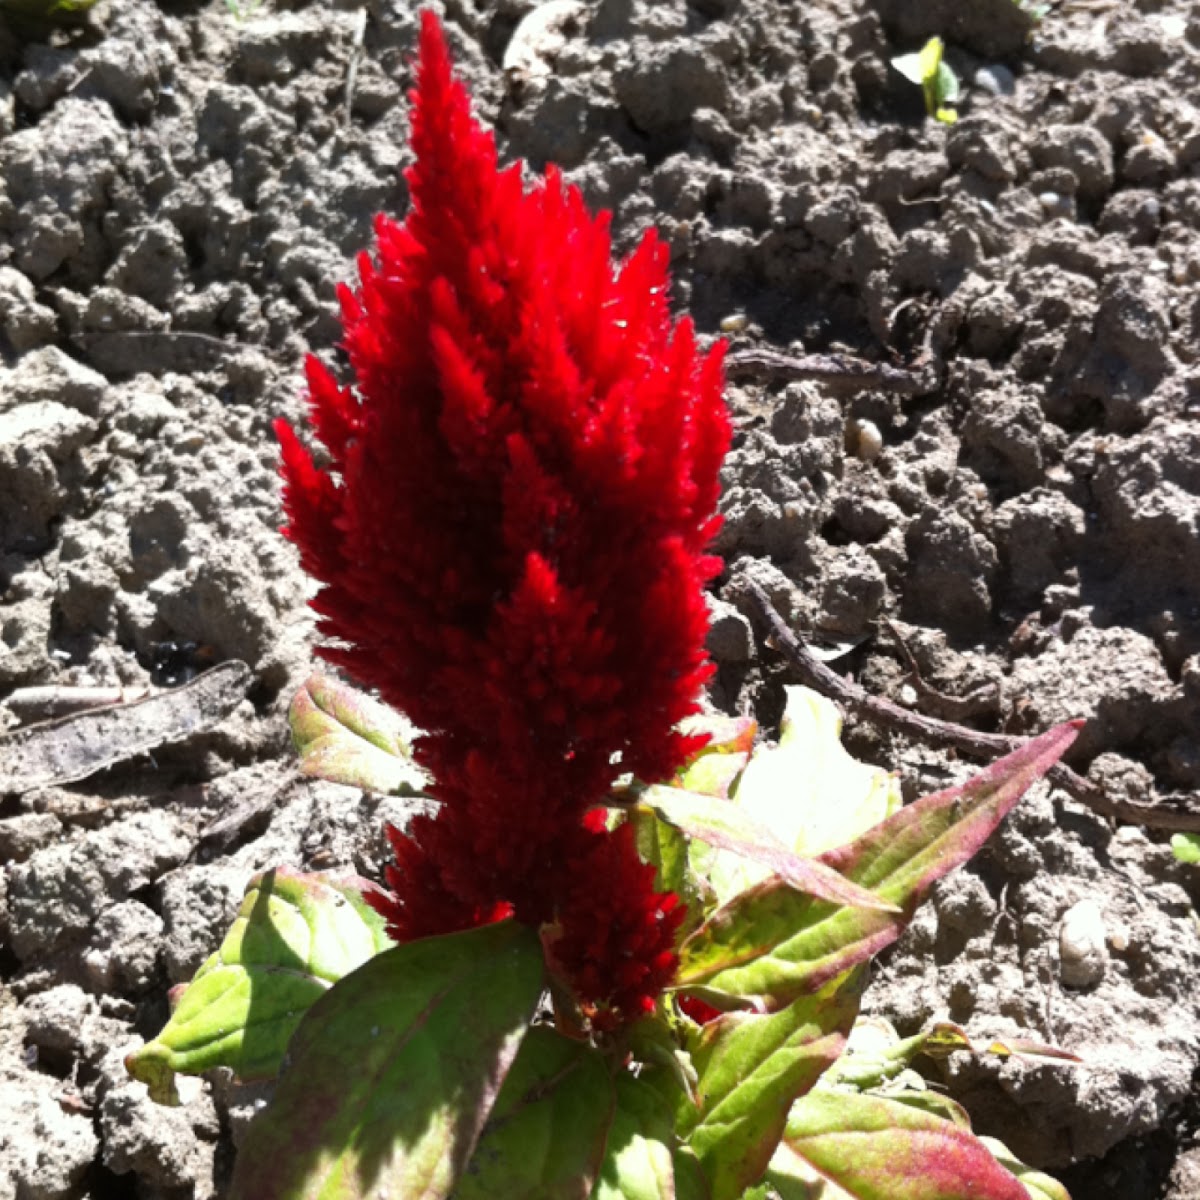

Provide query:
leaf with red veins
left=676, top=722, right=1081, bottom=1009
left=229, top=920, right=544, bottom=1200
left=288, top=672, right=427, bottom=797
left=631, top=784, right=899, bottom=914
left=770, top=1091, right=1036, bottom=1200
left=678, top=973, right=864, bottom=1200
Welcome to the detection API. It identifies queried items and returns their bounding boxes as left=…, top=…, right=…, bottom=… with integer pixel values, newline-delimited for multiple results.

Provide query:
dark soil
left=2, top=0, right=1199, bottom=1196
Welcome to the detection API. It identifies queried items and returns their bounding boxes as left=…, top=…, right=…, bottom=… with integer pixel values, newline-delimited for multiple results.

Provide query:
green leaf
left=0, top=0, right=98, bottom=24
left=917, top=35, right=944, bottom=85
left=229, top=920, right=544, bottom=1200
left=770, top=1091, right=1031, bottom=1200
left=125, top=868, right=392, bottom=1104
left=879, top=1090, right=974, bottom=1129
left=935, top=60, right=960, bottom=104
left=821, top=1017, right=932, bottom=1092
left=678, top=974, right=862, bottom=1200
left=672, top=1149, right=712, bottom=1200
left=728, top=686, right=902, bottom=860
left=675, top=723, right=1080, bottom=1008
left=889, top=50, right=925, bottom=86
left=688, top=687, right=901, bottom=912
left=978, top=1138, right=1072, bottom=1200
left=628, top=1017, right=700, bottom=1109
left=930, top=56, right=959, bottom=124
left=594, top=1075, right=678, bottom=1200
left=675, top=713, right=758, bottom=800
left=631, top=712, right=757, bottom=930
left=289, top=672, right=427, bottom=796
left=633, top=784, right=898, bottom=915
left=824, top=1017, right=1080, bottom=1094
left=676, top=753, right=749, bottom=803
left=455, top=1027, right=615, bottom=1200
left=890, top=37, right=958, bottom=123
left=1171, top=833, right=1200, bottom=864
left=984, top=1037, right=1081, bottom=1064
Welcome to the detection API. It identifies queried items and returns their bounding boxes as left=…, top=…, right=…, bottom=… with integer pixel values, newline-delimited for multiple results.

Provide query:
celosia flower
left=277, top=11, right=730, bottom=1026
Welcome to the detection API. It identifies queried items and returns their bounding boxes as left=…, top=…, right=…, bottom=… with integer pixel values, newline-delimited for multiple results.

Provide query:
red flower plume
left=277, top=11, right=730, bottom=1025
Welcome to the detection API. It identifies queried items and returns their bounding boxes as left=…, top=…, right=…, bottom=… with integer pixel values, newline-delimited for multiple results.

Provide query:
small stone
left=160, top=864, right=246, bottom=983
left=1182, top=654, right=1200, bottom=701
left=233, top=11, right=355, bottom=85
left=850, top=418, right=883, bottom=462
left=1059, top=899, right=1108, bottom=988
left=502, top=0, right=587, bottom=81
left=972, top=64, right=1015, bottom=96
left=1038, top=191, right=1071, bottom=217
left=613, top=38, right=729, bottom=133
left=8, top=811, right=190, bottom=961
left=0, top=399, right=97, bottom=550
left=817, top=544, right=887, bottom=635
left=100, top=1076, right=218, bottom=1190
left=705, top=595, right=754, bottom=665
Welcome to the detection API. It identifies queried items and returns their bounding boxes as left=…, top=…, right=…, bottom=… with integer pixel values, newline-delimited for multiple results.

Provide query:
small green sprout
left=1015, top=0, right=1053, bottom=20
left=1171, top=833, right=1200, bottom=864
left=223, top=0, right=265, bottom=22
left=891, top=36, right=960, bottom=125
left=0, top=0, right=98, bottom=24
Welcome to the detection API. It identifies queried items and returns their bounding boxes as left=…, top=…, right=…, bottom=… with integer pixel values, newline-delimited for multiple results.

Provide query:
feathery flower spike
left=277, top=10, right=730, bottom=1025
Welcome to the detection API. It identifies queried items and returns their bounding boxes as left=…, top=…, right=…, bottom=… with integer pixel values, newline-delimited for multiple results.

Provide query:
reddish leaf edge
left=672, top=720, right=1082, bottom=1006
left=627, top=782, right=900, bottom=914
left=820, top=720, right=1083, bottom=888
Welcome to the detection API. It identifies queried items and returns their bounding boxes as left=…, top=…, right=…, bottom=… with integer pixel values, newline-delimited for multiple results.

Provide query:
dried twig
left=881, top=616, right=1000, bottom=723
left=725, top=297, right=965, bottom=400
left=198, top=778, right=293, bottom=856
left=78, top=329, right=242, bottom=354
left=4, top=684, right=154, bottom=724
left=725, top=347, right=936, bottom=396
left=745, top=581, right=1200, bottom=833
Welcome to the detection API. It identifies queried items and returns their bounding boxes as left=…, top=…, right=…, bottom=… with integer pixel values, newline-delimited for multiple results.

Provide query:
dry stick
left=725, top=295, right=965, bottom=399
left=77, top=329, right=243, bottom=359
left=5, top=685, right=154, bottom=724
left=725, top=347, right=937, bottom=396
left=744, top=581, right=1200, bottom=834
left=881, top=615, right=999, bottom=723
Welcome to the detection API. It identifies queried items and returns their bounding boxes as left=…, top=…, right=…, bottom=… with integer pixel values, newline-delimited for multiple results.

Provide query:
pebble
left=1158, top=13, right=1187, bottom=39
left=851, top=417, right=884, bottom=462
left=1038, top=191, right=1071, bottom=217
left=502, top=0, right=586, bottom=81
left=1059, top=899, right=1109, bottom=988
left=973, top=64, right=1016, bottom=97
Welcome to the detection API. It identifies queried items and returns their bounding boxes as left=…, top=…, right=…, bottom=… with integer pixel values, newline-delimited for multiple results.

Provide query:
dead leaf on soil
left=0, top=661, right=252, bottom=795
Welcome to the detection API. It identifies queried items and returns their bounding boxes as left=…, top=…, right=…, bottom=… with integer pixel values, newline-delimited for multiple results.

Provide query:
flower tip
left=417, top=7, right=452, bottom=90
